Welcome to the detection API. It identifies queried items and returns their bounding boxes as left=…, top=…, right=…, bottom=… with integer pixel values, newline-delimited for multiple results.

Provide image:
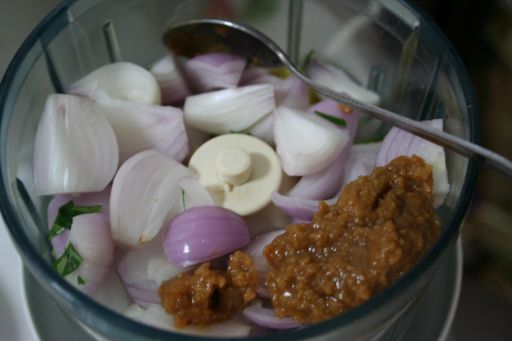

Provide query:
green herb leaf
left=53, top=243, right=83, bottom=277
left=314, top=111, right=347, bottom=127
left=300, top=49, right=315, bottom=72
left=77, top=276, right=86, bottom=285
left=181, top=189, right=187, bottom=210
left=48, top=201, right=101, bottom=240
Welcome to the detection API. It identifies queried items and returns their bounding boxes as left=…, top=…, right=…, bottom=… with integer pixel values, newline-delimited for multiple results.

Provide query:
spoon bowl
left=165, top=18, right=512, bottom=176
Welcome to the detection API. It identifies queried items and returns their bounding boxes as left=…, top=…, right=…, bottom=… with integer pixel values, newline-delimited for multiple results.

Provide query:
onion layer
left=184, top=52, right=247, bottom=91
left=33, top=94, right=118, bottom=195
left=244, top=230, right=285, bottom=274
left=164, top=206, right=250, bottom=267
left=47, top=187, right=111, bottom=255
left=67, top=213, right=115, bottom=295
left=177, top=177, right=213, bottom=212
left=110, top=150, right=191, bottom=248
left=274, top=106, right=349, bottom=176
left=150, top=55, right=190, bottom=105
left=118, top=236, right=187, bottom=308
left=92, top=269, right=133, bottom=313
left=376, top=119, right=449, bottom=207
left=308, top=59, right=380, bottom=105
left=286, top=100, right=360, bottom=200
left=243, top=303, right=301, bottom=330
left=183, top=84, right=275, bottom=134
left=68, top=62, right=161, bottom=105
left=94, top=98, right=188, bottom=163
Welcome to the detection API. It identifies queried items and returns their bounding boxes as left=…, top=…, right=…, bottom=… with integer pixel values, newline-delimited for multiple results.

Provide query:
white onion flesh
left=184, top=52, right=247, bottom=91
left=110, top=150, right=191, bottom=248
left=118, top=235, right=187, bottom=308
left=177, top=177, right=213, bottom=212
left=150, top=55, right=191, bottom=105
left=376, top=119, right=449, bottom=207
left=125, top=304, right=251, bottom=337
left=47, top=187, right=111, bottom=256
left=94, top=98, right=188, bottom=163
left=248, top=113, right=275, bottom=145
left=68, top=62, right=161, bottom=105
left=308, top=59, right=380, bottom=105
left=274, top=106, right=349, bottom=176
left=183, top=84, right=275, bottom=134
left=275, top=75, right=309, bottom=110
left=285, top=101, right=360, bottom=200
left=33, top=94, right=118, bottom=195
left=244, top=230, right=284, bottom=274
left=66, top=213, right=115, bottom=295
left=92, top=269, right=133, bottom=314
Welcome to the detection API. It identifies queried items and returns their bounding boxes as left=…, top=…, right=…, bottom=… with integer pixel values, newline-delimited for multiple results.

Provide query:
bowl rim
left=0, top=0, right=479, bottom=340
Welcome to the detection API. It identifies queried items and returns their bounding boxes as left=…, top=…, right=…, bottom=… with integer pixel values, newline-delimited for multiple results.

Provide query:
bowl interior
left=0, top=0, right=478, bottom=340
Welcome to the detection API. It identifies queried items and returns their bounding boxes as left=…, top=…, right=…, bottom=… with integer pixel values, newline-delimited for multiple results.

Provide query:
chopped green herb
left=53, top=243, right=83, bottom=277
left=314, top=111, right=347, bottom=127
left=77, top=276, right=86, bottom=285
left=300, top=49, right=315, bottom=72
left=181, top=189, right=187, bottom=210
left=48, top=201, right=101, bottom=240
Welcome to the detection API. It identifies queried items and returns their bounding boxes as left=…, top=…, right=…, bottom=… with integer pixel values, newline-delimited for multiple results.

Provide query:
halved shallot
left=92, top=269, right=133, bottom=314
left=110, top=150, right=191, bottom=248
left=273, top=106, right=349, bottom=176
left=183, top=84, right=275, bottom=134
left=177, top=177, right=213, bottom=212
left=164, top=206, right=250, bottom=267
left=285, top=100, right=360, bottom=200
left=94, top=98, right=189, bottom=162
left=47, top=187, right=111, bottom=256
left=184, top=52, right=247, bottom=91
left=150, top=55, right=190, bottom=105
left=64, top=213, right=115, bottom=295
left=68, top=62, right=161, bottom=105
left=308, top=59, right=380, bottom=105
left=376, top=119, right=449, bottom=207
left=118, top=236, right=187, bottom=308
left=33, top=94, right=118, bottom=195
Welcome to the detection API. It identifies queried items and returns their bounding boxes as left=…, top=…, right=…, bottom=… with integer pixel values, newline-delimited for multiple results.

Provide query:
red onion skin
left=163, top=206, right=250, bottom=267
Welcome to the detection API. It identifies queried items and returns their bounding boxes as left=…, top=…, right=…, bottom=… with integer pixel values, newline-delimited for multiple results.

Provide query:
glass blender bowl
left=0, top=0, right=478, bottom=340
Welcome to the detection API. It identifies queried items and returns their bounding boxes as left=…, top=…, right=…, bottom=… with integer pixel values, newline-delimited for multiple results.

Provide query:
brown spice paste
left=158, top=251, right=258, bottom=327
left=264, top=155, right=441, bottom=323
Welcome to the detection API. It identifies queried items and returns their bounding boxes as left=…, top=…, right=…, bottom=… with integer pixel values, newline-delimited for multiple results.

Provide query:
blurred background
left=0, top=0, right=511, bottom=340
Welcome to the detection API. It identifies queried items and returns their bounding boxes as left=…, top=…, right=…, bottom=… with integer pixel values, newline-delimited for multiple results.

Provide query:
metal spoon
left=164, top=18, right=512, bottom=176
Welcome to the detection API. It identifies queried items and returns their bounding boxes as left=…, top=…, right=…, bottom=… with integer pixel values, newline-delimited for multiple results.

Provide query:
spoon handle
left=289, top=64, right=512, bottom=176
